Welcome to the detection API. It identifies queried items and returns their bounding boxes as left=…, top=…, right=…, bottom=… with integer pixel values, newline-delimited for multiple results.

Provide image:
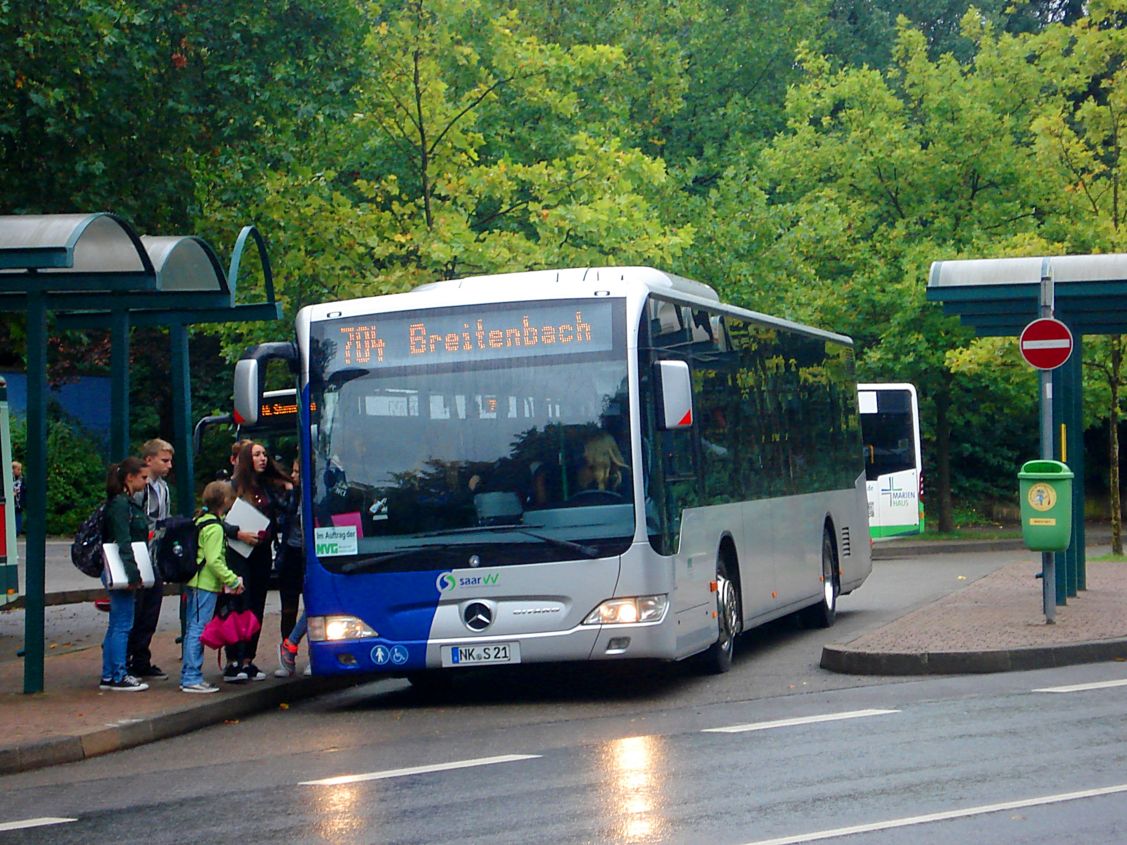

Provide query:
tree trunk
left=1111, top=337, right=1123, bottom=555
left=935, top=375, right=954, bottom=533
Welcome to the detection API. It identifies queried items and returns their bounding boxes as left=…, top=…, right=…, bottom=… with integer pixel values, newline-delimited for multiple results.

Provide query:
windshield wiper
left=482, top=526, right=600, bottom=559
left=340, top=544, right=460, bottom=574
left=339, top=529, right=601, bottom=573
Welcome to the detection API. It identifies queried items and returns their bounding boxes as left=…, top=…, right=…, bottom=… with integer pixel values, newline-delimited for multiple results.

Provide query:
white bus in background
left=235, top=267, right=873, bottom=682
left=858, top=383, right=924, bottom=539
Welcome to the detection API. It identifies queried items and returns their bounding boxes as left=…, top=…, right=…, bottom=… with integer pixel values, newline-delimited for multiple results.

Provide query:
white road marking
left=740, top=782, right=1127, bottom=845
left=702, top=709, right=899, bottom=734
left=300, top=753, right=541, bottom=786
left=0, top=818, right=77, bottom=832
left=1034, top=679, right=1127, bottom=693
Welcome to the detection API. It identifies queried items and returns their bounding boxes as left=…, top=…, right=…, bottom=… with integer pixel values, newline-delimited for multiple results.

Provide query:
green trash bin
left=1018, top=459, right=1073, bottom=552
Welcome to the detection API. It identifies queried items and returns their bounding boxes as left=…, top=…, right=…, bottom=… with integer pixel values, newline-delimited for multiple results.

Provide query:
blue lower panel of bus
left=307, top=568, right=445, bottom=675
left=310, top=638, right=429, bottom=674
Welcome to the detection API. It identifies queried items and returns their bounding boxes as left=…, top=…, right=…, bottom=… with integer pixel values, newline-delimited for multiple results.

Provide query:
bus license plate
left=441, top=642, right=520, bottom=667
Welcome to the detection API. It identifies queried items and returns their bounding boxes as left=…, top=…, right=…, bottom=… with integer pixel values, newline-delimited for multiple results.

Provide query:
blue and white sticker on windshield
left=314, top=525, right=358, bottom=557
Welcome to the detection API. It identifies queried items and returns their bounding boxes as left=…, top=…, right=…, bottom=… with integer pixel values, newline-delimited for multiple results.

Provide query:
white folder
left=102, top=541, right=156, bottom=589
left=225, top=497, right=271, bottom=558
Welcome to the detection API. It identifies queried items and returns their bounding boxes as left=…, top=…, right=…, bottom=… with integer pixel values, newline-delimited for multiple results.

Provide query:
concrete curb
left=0, top=675, right=358, bottom=776
left=6, top=583, right=183, bottom=610
left=820, top=636, right=1127, bottom=676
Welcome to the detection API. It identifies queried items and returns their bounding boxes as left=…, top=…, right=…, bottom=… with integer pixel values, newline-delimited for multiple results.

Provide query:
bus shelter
left=0, top=213, right=281, bottom=693
left=927, top=254, right=1127, bottom=606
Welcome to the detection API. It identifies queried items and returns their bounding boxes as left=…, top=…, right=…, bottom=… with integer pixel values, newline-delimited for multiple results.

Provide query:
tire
left=700, top=556, right=741, bottom=674
left=800, top=528, right=838, bottom=629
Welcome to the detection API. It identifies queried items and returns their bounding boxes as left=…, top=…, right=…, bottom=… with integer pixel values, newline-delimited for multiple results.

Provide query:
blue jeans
left=181, top=587, right=218, bottom=686
left=290, top=611, right=307, bottom=645
left=101, top=588, right=136, bottom=682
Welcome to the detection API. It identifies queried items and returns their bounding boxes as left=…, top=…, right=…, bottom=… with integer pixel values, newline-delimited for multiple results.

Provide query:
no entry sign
left=1019, top=318, right=1074, bottom=370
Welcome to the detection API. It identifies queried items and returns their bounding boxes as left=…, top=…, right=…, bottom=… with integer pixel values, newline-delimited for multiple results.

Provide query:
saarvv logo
left=435, top=571, right=501, bottom=592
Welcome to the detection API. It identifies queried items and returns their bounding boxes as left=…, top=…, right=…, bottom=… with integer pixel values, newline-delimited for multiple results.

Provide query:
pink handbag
left=200, top=609, right=261, bottom=650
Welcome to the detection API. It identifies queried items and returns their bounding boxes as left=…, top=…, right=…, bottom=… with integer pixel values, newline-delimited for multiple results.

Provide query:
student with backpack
left=100, top=457, right=151, bottom=692
left=180, top=481, right=244, bottom=693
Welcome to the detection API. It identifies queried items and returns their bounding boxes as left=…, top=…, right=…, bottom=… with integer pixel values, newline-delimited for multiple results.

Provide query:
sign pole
left=1039, top=262, right=1056, bottom=624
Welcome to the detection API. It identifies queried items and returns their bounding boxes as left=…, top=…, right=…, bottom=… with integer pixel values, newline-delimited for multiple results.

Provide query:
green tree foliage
left=202, top=0, right=694, bottom=359
left=9, top=412, right=106, bottom=535
left=705, top=19, right=1061, bottom=528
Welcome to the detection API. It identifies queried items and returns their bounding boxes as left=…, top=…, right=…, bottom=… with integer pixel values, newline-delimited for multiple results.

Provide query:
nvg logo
left=437, top=572, right=457, bottom=592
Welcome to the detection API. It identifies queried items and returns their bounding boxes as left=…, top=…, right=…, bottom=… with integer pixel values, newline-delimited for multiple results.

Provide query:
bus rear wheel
left=800, top=528, right=838, bottom=629
left=701, top=557, right=740, bottom=674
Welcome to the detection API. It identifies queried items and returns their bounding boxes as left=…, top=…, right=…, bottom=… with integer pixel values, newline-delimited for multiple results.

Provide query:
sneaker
left=244, top=662, right=267, bottom=681
left=94, top=598, right=110, bottom=612
left=99, top=677, right=114, bottom=690
left=180, top=681, right=220, bottom=694
left=106, top=676, right=149, bottom=692
left=131, top=664, right=168, bottom=680
left=223, top=663, right=248, bottom=683
left=274, top=639, right=298, bottom=678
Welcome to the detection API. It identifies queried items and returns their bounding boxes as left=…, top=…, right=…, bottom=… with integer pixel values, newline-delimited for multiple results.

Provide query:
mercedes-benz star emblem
left=463, top=602, right=493, bottom=632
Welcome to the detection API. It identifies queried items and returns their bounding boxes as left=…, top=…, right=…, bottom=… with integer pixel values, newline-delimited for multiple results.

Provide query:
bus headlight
left=308, top=615, right=379, bottom=642
left=582, top=595, right=668, bottom=625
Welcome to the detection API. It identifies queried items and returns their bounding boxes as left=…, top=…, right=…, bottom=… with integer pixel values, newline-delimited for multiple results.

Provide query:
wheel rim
left=822, top=536, right=837, bottom=610
left=717, top=572, right=739, bottom=651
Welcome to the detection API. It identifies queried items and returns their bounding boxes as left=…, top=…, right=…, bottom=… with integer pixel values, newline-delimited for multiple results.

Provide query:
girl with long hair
left=222, top=441, right=292, bottom=683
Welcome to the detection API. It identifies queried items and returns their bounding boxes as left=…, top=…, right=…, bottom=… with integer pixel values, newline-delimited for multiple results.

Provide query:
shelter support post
left=23, top=293, right=47, bottom=694
left=1052, top=331, right=1085, bottom=600
left=169, top=323, right=194, bottom=516
left=110, top=310, right=131, bottom=460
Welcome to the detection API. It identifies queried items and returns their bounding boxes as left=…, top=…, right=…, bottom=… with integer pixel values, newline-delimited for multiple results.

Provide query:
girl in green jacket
left=180, top=481, right=245, bottom=693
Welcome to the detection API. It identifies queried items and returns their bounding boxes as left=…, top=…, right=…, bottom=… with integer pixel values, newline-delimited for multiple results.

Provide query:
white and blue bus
left=858, top=383, right=924, bottom=539
left=234, top=267, right=872, bottom=679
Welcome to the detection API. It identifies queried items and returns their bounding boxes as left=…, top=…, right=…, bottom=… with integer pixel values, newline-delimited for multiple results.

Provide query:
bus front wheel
left=701, top=557, right=740, bottom=674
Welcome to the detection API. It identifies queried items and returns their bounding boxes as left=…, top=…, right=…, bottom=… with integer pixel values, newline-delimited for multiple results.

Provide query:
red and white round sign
left=1019, top=318, right=1073, bottom=370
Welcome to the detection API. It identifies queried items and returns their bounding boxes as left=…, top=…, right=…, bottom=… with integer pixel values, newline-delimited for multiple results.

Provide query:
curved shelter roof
left=928, top=254, right=1127, bottom=336
left=0, top=212, right=277, bottom=326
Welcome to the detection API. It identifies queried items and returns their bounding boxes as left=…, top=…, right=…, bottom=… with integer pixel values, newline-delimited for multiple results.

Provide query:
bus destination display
left=323, top=300, right=617, bottom=369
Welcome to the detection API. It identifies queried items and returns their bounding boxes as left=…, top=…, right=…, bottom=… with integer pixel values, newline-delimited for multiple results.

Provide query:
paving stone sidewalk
left=822, top=558, right=1127, bottom=675
left=0, top=602, right=352, bottom=776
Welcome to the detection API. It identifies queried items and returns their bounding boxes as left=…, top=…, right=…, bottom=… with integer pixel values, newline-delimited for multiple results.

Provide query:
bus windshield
left=306, top=299, right=634, bottom=572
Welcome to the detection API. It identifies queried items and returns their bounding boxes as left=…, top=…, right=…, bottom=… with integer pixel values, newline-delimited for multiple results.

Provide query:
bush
left=10, top=413, right=107, bottom=535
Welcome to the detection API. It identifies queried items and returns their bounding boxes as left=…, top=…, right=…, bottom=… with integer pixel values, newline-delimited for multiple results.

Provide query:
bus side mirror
left=233, top=358, right=261, bottom=427
left=233, top=341, right=298, bottom=427
left=656, top=360, right=693, bottom=430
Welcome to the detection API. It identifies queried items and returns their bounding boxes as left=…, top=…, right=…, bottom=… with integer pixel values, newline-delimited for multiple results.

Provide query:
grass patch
left=895, top=528, right=1023, bottom=541
left=1090, top=552, right=1127, bottom=563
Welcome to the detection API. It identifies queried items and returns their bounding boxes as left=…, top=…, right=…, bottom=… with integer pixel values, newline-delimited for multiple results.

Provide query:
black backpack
left=71, top=502, right=108, bottom=578
left=152, top=514, right=221, bottom=583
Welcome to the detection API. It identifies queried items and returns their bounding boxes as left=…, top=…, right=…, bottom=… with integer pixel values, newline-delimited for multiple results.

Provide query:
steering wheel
left=567, top=488, right=624, bottom=505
